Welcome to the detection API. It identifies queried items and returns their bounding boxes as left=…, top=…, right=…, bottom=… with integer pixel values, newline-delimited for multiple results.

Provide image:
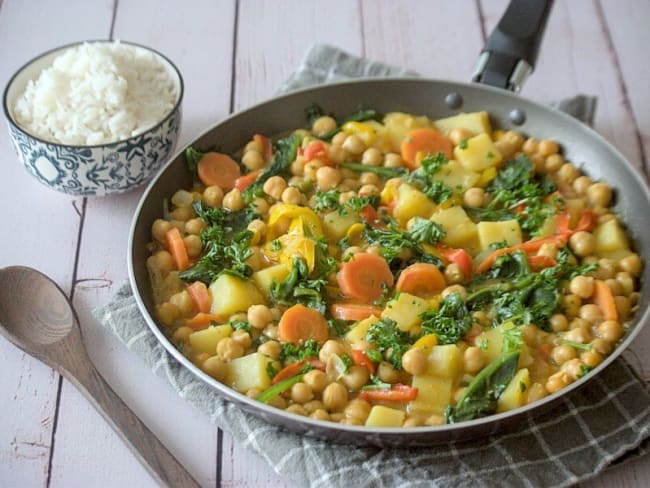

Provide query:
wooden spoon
left=0, top=266, right=200, bottom=487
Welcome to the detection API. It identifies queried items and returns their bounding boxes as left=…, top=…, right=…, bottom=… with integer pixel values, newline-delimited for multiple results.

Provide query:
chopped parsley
left=420, top=293, right=474, bottom=345
left=365, top=317, right=414, bottom=370
left=280, top=339, right=321, bottom=363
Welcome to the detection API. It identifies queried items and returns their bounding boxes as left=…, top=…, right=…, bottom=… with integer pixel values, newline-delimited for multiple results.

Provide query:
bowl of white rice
left=3, top=40, right=183, bottom=196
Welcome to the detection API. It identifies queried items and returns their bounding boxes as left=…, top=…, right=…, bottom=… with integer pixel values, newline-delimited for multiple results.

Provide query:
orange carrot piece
left=555, top=212, right=571, bottom=235
left=358, top=205, right=378, bottom=224
left=185, top=312, right=222, bottom=330
left=528, top=255, right=556, bottom=271
left=593, top=279, right=618, bottom=321
left=351, top=349, right=376, bottom=375
left=400, top=128, right=453, bottom=170
left=234, top=170, right=260, bottom=191
left=187, top=281, right=211, bottom=314
left=574, top=209, right=598, bottom=233
left=537, top=343, right=553, bottom=363
left=304, top=140, right=328, bottom=161
left=278, top=304, right=329, bottom=345
left=358, top=384, right=419, bottom=403
left=438, top=247, right=473, bottom=279
left=395, top=263, right=446, bottom=297
left=197, top=152, right=241, bottom=190
left=330, top=303, right=383, bottom=321
left=254, top=134, right=272, bottom=158
left=165, top=227, right=190, bottom=271
left=337, top=253, right=394, bottom=302
left=272, top=361, right=305, bottom=384
left=477, top=234, right=569, bottom=273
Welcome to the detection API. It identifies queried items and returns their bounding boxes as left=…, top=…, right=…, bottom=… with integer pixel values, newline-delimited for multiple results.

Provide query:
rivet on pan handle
left=472, top=0, right=554, bottom=92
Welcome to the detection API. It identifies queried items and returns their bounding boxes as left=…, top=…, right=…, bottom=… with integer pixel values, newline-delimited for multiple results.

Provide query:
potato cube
left=189, top=324, right=232, bottom=354
left=226, top=353, right=274, bottom=393
left=477, top=220, right=522, bottom=252
left=594, top=219, right=630, bottom=254
left=426, top=344, right=461, bottom=379
left=322, top=211, right=358, bottom=241
left=435, top=159, right=481, bottom=192
left=365, top=405, right=406, bottom=427
left=433, top=111, right=492, bottom=136
left=497, top=368, right=530, bottom=413
left=408, top=375, right=453, bottom=415
left=454, top=133, right=503, bottom=172
left=430, top=206, right=479, bottom=250
left=209, top=274, right=264, bottom=318
left=252, top=264, right=290, bottom=296
left=381, top=292, right=430, bottom=332
left=346, top=316, right=379, bottom=345
left=393, top=183, right=437, bottom=226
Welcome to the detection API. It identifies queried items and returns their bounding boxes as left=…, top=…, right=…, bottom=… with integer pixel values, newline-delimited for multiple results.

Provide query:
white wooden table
left=1, top=1, right=648, bottom=486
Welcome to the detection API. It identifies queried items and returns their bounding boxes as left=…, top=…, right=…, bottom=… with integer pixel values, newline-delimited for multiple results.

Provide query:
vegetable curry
left=146, top=106, right=641, bottom=427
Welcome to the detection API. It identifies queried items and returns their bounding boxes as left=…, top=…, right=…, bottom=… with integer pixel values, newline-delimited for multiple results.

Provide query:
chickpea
left=290, top=382, right=314, bottom=404
left=247, top=219, right=267, bottom=245
left=425, top=414, right=445, bottom=426
left=529, top=153, right=545, bottom=172
left=504, top=130, right=524, bottom=149
left=312, top=115, right=337, bottom=136
left=152, top=219, right=172, bottom=243
left=449, top=128, right=474, bottom=146
left=569, top=275, right=594, bottom=299
left=263, top=175, right=287, bottom=200
left=216, top=337, right=244, bottom=360
left=280, top=186, right=302, bottom=205
left=402, top=349, right=428, bottom=376
left=222, top=189, right=244, bottom=211
left=326, top=146, right=346, bottom=166
left=285, top=404, right=307, bottom=416
left=340, top=365, right=369, bottom=391
left=551, top=345, right=577, bottom=366
left=526, top=383, right=547, bottom=404
left=185, top=218, right=206, bottom=236
left=344, top=399, right=372, bottom=422
left=264, top=325, right=280, bottom=342
left=519, top=324, right=539, bottom=346
left=581, top=350, right=603, bottom=368
left=172, top=326, right=193, bottom=344
left=251, top=197, right=270, bottom=216
left=242, top=150, right=265, bottom=171
left=597, top=213, right=616, bottom=225
left=377, top=362, right=400, bottom=383
left=170, top=290, right=194, bottom=317
left=319, top=340, right=346, bottom=363
left=310, top=409, right=330, bottom=421
left=290, top=158, right=306, bottom=176
left=171, top=205, right=194, bottom=222
left=472, top=310, right=489, bottom=326
left=202, top=356, right=227, bottom=381
left=183, top=234, right=202, bottom=258
left=463, top=187, right=485, bottom=208
left=322, top=382, right=348, bottom=411
left=268, top=396, right=287, bottom=409
left=153, top=250, right=174, bottom=274
left=315, top=166, right=342, bottom=191
left=569, top=317, right=590, bottom=331
left=203, top=185, right=224, bottom=207
left=245, top=139, right=263, bottom=153
left=614, top=295, right=631, bottom=319
left=598, top=320, right=624, bottom=343
left=303, top=369, right=327, bottom=394
left=595, top=258, right=617, bottom=280
left=605, top=278, right=624, bottom=296
left=231, top=329, right=252, bottom=349
left=545, top=154, right=565, bottom=173
left=361, top=147, right=383, bottom=166
left=384, top=153, right=404, bottom=168
left=538, top=139, right=559, bottom=157
left=573, top=176, right=593, bottom=196
left=248, top=304, right=274, bottom=329
left=156, top=302, right=180, bottom=327
left=522, top=138, right=539, bottom=154
left=567, top=232, right=594, bottom=259
left=556, top=163, right=579, bottom=184
left=549, top=314, right=569, bottom=332
left=564, top=327, right=590, bottom=344
left=366, top=245, right=382, bottom=256
left=591, top=338, right=613, bottom=355
left=616, top=271, right=635, bottom=295
left=442, top=285, right=467, bottom=301
left=342, top=134, right=365, bottom=155
left=341, top=177, right=360, bottom=190
left=304, top=160, right=324, bottom=181
left=561, top=358, right=584, bottom=380
left=463, top=347, right=485, bottom=375
left=303, top=400, right=325, bottom=414
left=358, top=173, right=379, bottom=188
left=545, top=372, right=570, bottom=393
left=246, top=388, right=261, bottom=399
left=587, top=182, right=613, bottom=207
left=619, top=254, right=642, bottom=276
left=257, top=340, right=281, bottom=359
left=444, top=263, right=464, bottom=285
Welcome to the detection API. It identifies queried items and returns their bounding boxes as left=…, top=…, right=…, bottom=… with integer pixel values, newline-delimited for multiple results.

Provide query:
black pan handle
left=472, top=0, right=554, bottom=92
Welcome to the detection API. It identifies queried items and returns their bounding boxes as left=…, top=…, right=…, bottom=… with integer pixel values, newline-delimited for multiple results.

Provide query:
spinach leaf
left=363, top=224, right=443, bottom=272
left=365, top=317, right=414, bottom=370
left=445, top=350, right=520, bottom=423
left=407, top=217, right=446, bottom=245
left=270, top=252, right=332, bottom=314
left=280, top=339, right=321, bottom=363
left=420, top=293, right=474, bottom=345
left=340, top=162, right=408, bottom=179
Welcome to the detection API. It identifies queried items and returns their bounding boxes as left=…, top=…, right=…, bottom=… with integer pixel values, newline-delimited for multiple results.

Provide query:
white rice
left=13, top=41, right=178, bottom=146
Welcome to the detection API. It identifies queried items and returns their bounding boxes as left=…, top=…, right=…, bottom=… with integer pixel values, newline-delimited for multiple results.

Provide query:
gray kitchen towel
left=95, top=44, right=650, bottom=487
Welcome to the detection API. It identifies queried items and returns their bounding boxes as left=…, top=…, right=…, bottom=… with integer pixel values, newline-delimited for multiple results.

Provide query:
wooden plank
left=0, top=0, right=114, bottom=484
left=361, top=0, right=484, bottom=80
left=49, top=1, right=235, bottom=486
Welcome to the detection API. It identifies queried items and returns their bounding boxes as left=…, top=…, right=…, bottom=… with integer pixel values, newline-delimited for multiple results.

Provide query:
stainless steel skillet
left=128, top=0, right=650, bottom=446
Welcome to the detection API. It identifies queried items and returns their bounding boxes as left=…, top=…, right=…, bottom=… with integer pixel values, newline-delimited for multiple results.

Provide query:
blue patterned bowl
left=2, top=41, right=183, bottom=196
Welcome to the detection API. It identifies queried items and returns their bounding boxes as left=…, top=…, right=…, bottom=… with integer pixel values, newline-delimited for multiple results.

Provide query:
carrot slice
left=593, top=279, right=618, bottom=321
left=358, top=384, right=419, bottom=403
left=197, top=152, right=241, bottom=190
left=395, top=263, right=446, bottom=297
left=304, top=140, right=328, bottom=161
left=337, top=253, right=394, bottom=302
left=438, top=247, right=473, bottom=279
left=185, top=312, right=222, bottom=330
left=278, top=304, right=329, bottom=345
left=187, top=281, right=211, bottom=313
left=254, top=134, right=272, bottom=158
left=330, top=303, right=383, bottom=321
left=477, top=234, right=569, bottom=273
left=351, top=349, right=376, bottom=375
left=574, top=209, right=598, bottom=233
left=400, top=128, right=453, bottom=170
left=271, top=358, right=325, bottom=384
left=528, top=255, right=556, bottom=271
left=358, top=205, right=378, bottom=224
left=165, top=227, right=189, bottom=271
left=234, top=170, right=260, bottom=191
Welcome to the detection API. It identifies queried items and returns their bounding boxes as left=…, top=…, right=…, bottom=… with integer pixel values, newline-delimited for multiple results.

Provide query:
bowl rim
left=2, top=39, right=184, bottom=149
left=128, top=76, right=650, bottom=440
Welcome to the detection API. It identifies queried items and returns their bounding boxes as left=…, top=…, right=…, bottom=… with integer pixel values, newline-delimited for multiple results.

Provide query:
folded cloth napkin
left=95, top=44, right=650, bottom=487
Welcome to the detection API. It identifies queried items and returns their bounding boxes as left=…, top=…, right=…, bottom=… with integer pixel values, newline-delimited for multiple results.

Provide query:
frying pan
left=128, top=0, right=650, bottom=446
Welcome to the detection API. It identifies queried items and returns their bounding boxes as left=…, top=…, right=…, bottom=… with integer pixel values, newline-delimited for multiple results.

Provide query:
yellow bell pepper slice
left=478, top=167, right=498, bottom=187
left=267, top=204, right=323, bottom=241
left=413, top=334, right=438, bottom=351
left=346, top=223, right=366, bottom=245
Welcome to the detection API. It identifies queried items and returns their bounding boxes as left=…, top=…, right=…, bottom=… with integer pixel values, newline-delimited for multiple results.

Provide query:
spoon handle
left=63, top=358, right=201, bottom=487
